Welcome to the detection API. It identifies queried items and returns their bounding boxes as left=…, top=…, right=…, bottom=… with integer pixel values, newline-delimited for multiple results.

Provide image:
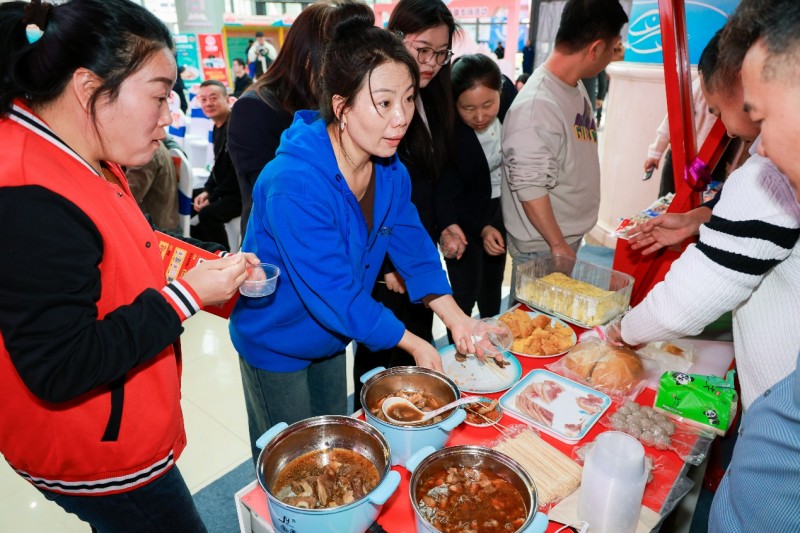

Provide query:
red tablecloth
left=241, top=306, right=696, bottom=532
left=375, top=309, right=690, bottom=532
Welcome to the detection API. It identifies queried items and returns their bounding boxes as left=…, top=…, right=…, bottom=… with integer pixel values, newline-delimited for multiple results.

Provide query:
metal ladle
left=381, top=396, right=485, bottom=425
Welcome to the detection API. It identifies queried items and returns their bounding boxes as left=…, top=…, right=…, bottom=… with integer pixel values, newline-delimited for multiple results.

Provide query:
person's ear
left=71, top=68, right=102, bottom=112
left=587, top=39, right=606, bottom=61
left=332, top=94, right=346, bottom=123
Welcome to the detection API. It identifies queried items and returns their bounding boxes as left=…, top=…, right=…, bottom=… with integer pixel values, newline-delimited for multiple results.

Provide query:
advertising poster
left=625, top=0, right=739, bottom=64
left=198, top=33, right=230, bottom=87
left=174, top=33, right=202, bottom=87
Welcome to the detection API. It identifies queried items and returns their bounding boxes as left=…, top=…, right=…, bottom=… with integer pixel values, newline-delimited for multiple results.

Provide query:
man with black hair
left=501, top=0, right=628, bottom=301
left=231, top=57, right=253, bottom=98
left=191, top=80, right=242, bottom=250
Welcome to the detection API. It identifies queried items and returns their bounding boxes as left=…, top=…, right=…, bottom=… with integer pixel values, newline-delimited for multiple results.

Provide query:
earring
left=340, top=120, right=346, bottom=131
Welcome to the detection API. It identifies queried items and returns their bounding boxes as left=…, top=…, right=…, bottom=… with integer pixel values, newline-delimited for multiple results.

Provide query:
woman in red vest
left=0, top=1, right=255, bottom=530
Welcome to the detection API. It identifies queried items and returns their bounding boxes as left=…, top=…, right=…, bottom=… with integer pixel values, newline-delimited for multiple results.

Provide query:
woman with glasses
left=351, top=0, right=461, bottom=405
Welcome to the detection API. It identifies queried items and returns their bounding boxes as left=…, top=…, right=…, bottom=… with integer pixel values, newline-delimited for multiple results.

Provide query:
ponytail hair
left=0, top=0, right=173, bottom=117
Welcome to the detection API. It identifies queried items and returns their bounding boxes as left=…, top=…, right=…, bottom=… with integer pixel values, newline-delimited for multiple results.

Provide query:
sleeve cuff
left=161, top=278, right=203, bottom=321
left=515, top=185, right=550, bottom=203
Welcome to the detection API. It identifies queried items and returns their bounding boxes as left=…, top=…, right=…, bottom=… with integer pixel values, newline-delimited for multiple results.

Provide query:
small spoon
left=381, top=396, right=486, bottom=425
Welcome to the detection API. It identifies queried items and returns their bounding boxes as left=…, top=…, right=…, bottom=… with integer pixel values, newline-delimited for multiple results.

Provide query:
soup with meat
left=370, top=390, right=453, bottom=427
left=272, top=448, right=379, bottom=509
left=416, top=466, right=527, bottom=533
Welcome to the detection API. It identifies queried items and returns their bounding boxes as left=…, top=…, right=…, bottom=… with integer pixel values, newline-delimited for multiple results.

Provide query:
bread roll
left=563, top=342, right=643, bottom=392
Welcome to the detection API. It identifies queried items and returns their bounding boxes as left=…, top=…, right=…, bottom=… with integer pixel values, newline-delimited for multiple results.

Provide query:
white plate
left=504, top=311, right=578, bottom=358
left=499, top=369, right=611, bottom=443
left=439, top=345, right=522, bottom=394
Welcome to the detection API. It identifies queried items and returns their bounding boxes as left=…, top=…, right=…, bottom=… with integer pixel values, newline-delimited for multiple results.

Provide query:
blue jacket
left=229, top=111, right=451, bottom=372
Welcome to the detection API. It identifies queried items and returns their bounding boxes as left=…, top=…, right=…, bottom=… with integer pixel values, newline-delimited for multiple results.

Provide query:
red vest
left=0, top=103, right=187, bottom=495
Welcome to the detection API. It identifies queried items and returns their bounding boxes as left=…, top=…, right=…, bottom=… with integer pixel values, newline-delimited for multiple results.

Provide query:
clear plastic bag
left=601, top=401, right=715, bottom=465
left=547, top=338, right=652, bottom=402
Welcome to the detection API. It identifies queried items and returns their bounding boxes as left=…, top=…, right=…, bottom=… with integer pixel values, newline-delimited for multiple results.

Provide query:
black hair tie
left=23, top=0, right=51, bottom=31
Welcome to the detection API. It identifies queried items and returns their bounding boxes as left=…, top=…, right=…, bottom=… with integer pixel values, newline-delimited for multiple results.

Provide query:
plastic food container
left=515, top=255, right=634, bottom=328
left=239, top=263, right=280, bottom=297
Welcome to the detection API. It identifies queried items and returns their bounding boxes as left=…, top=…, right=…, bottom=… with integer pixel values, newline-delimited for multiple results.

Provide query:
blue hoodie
left=229, top=111, right=451, bottom=372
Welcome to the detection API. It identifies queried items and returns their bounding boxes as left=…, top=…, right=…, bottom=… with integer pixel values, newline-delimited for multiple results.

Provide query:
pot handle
left=255, top=422, right=288, bottom=450
left=520, top=512, right=549, bottom=533
left=438, top=407, right=467, bottom=431
left=366, top=470, right=401, bottom=506
left=404, top=446, right=436, bottom=474
left=359, top=367, right=386, bottom=384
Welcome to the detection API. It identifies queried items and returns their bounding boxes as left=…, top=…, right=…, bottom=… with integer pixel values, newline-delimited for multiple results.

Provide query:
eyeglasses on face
left=408, top=44, right=453, bottom=66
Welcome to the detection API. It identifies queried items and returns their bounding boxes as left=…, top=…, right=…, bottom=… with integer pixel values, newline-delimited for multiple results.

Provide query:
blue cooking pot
left=256, top=415, right=401, bottom=533
left=360, top=366, right=467, bottom=466
left=406, top=445, right=550, bottom=533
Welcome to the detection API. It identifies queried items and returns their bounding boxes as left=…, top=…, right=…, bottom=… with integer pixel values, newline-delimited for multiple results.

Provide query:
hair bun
left=329, top=12, right=374, bottom=41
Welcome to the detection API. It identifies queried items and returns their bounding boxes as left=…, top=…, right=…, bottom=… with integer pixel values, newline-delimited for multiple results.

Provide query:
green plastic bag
left=654, top=370, right=738, bottom=436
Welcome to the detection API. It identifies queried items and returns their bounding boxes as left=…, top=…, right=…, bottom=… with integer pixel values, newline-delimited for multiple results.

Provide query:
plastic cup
left=239, top=263, right=280, bottom=297
left=471, top=318, right=513, bottom=357
left=578, top=431, right=647, bottom=533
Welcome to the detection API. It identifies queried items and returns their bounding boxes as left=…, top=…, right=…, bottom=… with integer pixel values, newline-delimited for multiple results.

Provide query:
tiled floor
left=0, top=312, right=252, bottom=531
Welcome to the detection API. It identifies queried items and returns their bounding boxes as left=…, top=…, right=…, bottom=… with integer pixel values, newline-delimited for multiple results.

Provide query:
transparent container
left=515, top=255, right=633, bottom=328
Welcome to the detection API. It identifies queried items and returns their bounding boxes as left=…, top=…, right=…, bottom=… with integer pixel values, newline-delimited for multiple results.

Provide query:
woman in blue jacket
left=229, top=18, right=482, bottom=464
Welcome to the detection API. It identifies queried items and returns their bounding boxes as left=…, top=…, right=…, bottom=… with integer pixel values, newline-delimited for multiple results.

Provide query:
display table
left=236, top=310, right=733, bottom=533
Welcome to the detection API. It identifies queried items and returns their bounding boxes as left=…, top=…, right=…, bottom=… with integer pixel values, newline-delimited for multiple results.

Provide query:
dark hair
left=199, top=79, right=227, bottom=94
left=0, top=0, right=173, bottom=117
left=255, top=31, right=264, bottom=38
left=717, top=0, right=781, bottom=87
left=698, top=29, right=731, bottom=95
left=320, top=19, right=418, bottom=130
left=516, top=73, right=531, bottom=85
left=388, top=0, right=459, bottom=182
left=233, top=57, right=246, bottom=68
left=451, top=54, right=502, bottom=101
left=251, top=1, right=374, bottom=115
left=751, top=0, right=800, bottom=82
left=555, top=0, right=628, bottom=54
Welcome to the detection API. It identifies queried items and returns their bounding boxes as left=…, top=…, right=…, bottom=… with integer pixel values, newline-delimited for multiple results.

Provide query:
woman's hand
left=180, top=252, right=249, bottom=305
left=398, top=331, right=443, bottom=372
left=193, top=191, right=210, bottom=212
left=439, top=224, right=468, bottom=260
left=481, top=226, right=506, bottom=256
left=384, top=271, right=406, bottom=294
left=428, top=296, right=504, bottom=364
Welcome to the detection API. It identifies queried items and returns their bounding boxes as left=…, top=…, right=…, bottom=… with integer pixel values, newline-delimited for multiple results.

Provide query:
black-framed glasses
left=409, top=44, right=453, bottom=66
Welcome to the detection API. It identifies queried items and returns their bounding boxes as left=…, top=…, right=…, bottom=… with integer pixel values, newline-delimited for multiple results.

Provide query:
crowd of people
left=1, top=0, right=798, bottom=531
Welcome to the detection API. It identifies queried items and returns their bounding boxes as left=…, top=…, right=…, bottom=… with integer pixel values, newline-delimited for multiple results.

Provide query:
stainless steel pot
left=407, top=445, right=544, bottom=533
left=256, top=415, right=400, bottom=532
left=360, top=366, right=467, bottom=465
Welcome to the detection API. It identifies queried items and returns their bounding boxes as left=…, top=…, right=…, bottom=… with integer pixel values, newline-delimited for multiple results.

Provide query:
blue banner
left=625, top=0, right=739, bottom=64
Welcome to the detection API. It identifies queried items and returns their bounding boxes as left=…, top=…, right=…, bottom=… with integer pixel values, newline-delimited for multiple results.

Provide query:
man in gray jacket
left=502, top=0, right=627, bottom=300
